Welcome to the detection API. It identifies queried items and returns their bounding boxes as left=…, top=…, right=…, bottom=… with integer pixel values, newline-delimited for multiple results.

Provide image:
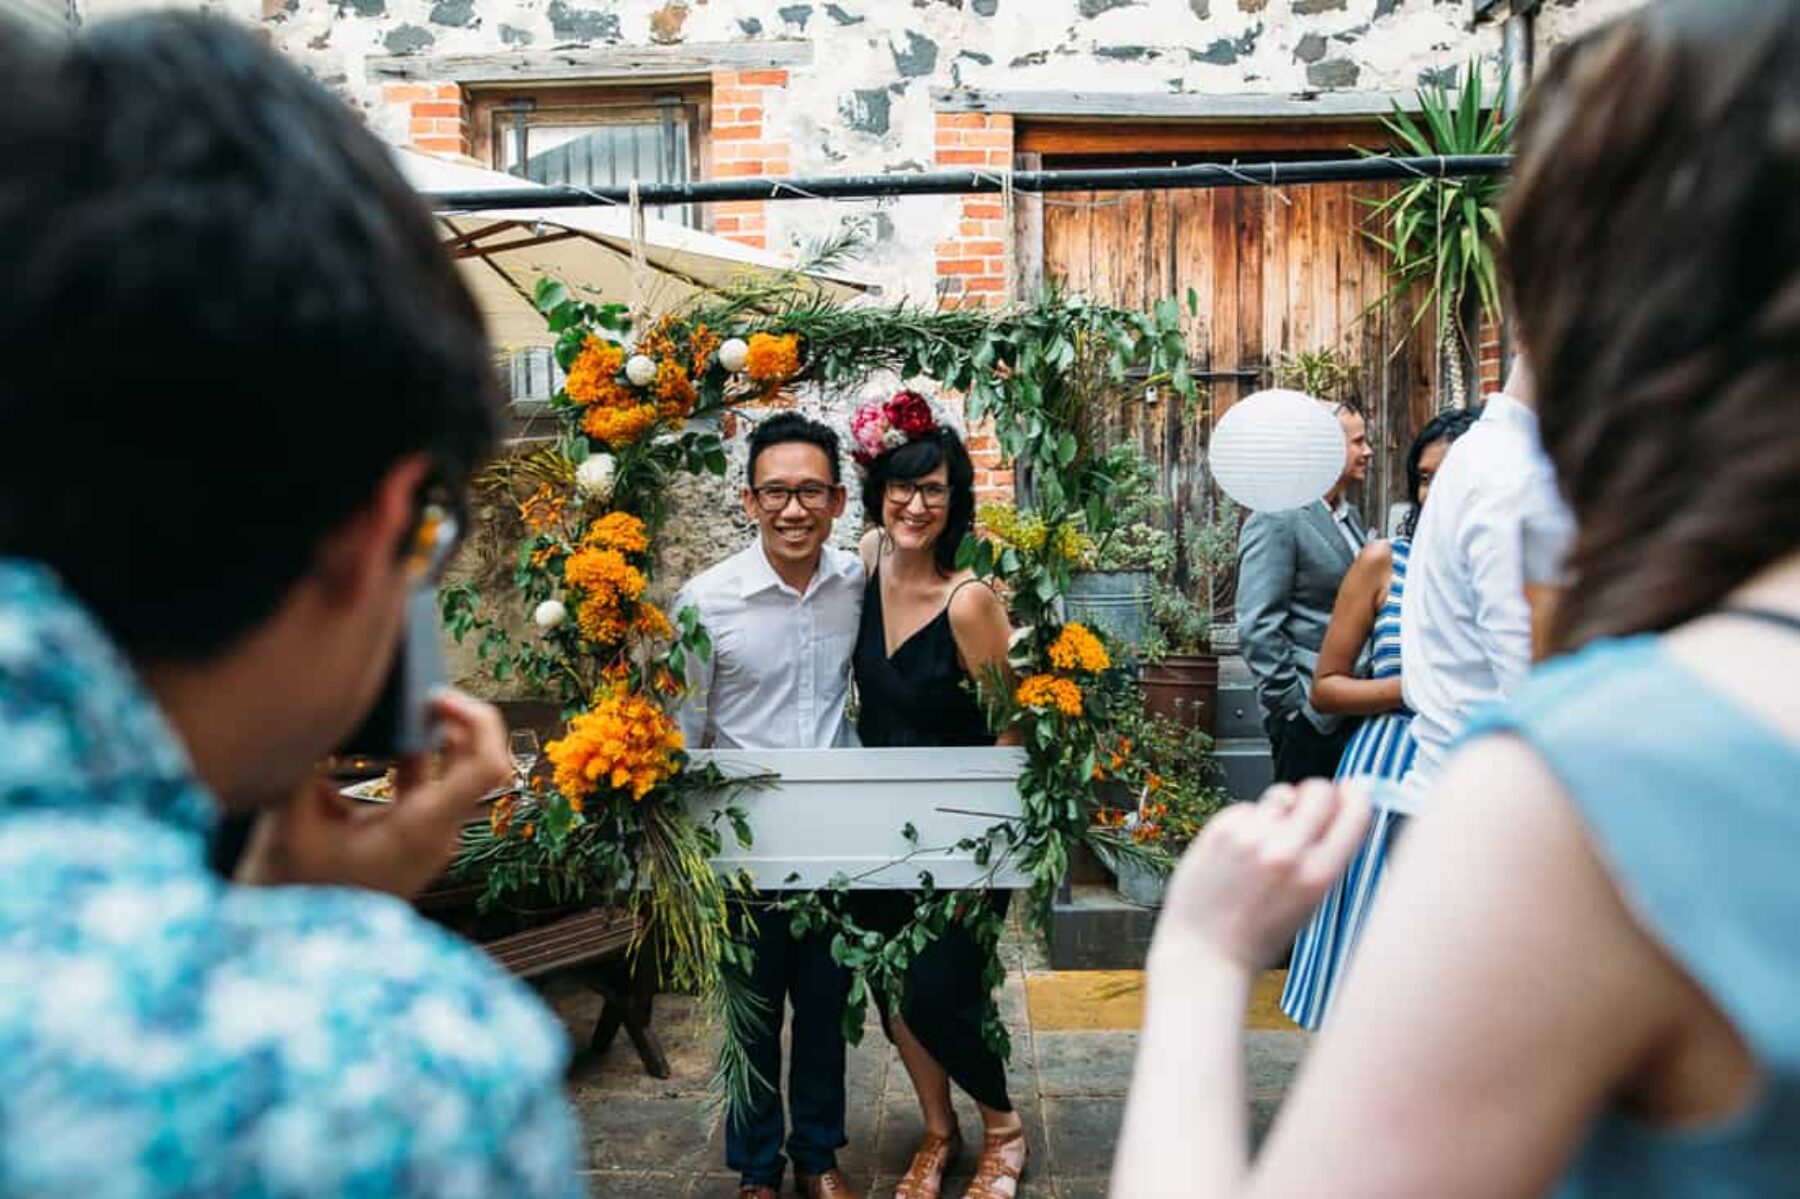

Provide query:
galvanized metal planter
left=685, top=747, right=1029, bottom=890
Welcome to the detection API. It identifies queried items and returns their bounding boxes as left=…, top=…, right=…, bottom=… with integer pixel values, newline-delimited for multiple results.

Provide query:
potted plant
left=1065, top=445, right=1174, bottom=647
left=1090, top=704, right=1229, bottom=906
left=1136, top=499, right=1237, bottom=734
left=1138, top=582, right=1220, bottom=735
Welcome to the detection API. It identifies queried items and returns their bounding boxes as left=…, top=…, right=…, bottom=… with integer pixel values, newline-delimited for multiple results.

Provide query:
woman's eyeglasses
left=751, top=484, right=838, bottom=513
left=885, top=480, right=951, bottom=510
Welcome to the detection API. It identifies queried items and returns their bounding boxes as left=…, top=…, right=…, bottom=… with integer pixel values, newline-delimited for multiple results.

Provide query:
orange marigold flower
left=744, top=331, right=801, bottom=383
left=577, top=596, right=629, bottom=645
left=688, top=325, right=722, bottom=376
left=632, top=602, right=675, bottom=641
left=546, top=690, right=685, bottom=804
left=653, top=359, right=698, bottom=416
left=1048, top=623, right=1111, bottom=673
left=565, top=336, right=627, bottom=407
left=582, top=511, right=650, bottom=556
left=1145, top=773, right=1165, bottom=794
left=518, top=484, right=569, bottom=535
left=1015, top=673, right=1083, bottom=718
left=522, top=821, right=536, bottom=840
left=564, top=546, right=647, bottom=603
left=582, top=401, right=661, bottom=447
left=489, top=794, right=517, bottom=837
left=652, top=666, right=681, bottom=696
left=638, top=316, right=680, bottom=364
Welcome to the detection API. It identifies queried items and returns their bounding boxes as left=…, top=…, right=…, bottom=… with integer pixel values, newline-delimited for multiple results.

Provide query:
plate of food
left=339, top=774, right=517, bottom=805
left=340, top=774, right=396, bottom=804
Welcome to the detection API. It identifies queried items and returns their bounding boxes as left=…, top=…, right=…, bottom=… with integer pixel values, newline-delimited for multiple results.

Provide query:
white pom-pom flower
left=717, top=337, right=750, bottom=373
left=625, top=354, right=658, bottom=387
left=575, top=452, right=617, bottom=501
left=533, top=599, right=567, bottom=631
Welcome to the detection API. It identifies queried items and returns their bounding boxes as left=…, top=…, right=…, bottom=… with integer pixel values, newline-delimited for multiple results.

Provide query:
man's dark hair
left=746, top=412, right=843, bottom=486
left=0, top=16, right=501, bottom=663
left=861, top=429, right=976, bottom=576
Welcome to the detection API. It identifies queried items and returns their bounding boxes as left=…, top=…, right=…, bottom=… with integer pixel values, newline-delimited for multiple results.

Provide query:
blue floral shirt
left=0, top=562, right=583, bottom=1197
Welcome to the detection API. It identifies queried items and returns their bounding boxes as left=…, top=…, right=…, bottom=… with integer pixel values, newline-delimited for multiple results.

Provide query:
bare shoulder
left=947, top=572, right=1008, bottom=633
left=858, top=526, right=884, bottom=574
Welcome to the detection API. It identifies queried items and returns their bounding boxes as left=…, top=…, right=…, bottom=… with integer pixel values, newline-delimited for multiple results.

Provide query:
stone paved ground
left=548, top=919, right=1308, bottom=1198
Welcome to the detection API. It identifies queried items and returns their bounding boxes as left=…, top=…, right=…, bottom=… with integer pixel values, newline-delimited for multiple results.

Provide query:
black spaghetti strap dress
left=852, top=570, right=1012, bottom=1112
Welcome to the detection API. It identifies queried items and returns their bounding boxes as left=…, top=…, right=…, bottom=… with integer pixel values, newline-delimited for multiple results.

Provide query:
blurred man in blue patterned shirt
left=0, top=15, right=581, bottom=1196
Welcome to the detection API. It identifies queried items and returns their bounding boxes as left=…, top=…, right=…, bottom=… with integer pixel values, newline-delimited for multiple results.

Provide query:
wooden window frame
left=1017, top=118, right=1395, bottom=160
left=468, top=81, right=714, bottom=204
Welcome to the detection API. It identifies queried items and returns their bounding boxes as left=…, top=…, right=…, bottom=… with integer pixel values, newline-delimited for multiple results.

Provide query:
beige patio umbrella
left=395, top=148, right=871, bottom=351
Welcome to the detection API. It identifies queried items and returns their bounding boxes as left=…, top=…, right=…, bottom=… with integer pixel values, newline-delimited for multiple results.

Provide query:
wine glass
left=509, top=729, right=540, bottom=791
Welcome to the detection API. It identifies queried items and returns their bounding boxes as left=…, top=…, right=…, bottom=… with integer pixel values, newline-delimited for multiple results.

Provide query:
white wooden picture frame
left=684, top=747, right=1029, bottom=890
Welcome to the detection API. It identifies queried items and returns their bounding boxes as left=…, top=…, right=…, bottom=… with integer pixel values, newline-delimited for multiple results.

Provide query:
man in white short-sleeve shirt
left=1399, top=360, right=1576, bottom=811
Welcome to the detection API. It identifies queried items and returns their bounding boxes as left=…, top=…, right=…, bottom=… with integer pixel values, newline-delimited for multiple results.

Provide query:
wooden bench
left=439, top=900, right=669, bottom=1079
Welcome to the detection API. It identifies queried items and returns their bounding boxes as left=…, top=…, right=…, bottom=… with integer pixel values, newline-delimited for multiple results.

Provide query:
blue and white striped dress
left=1280, top=538, right=1416, bottom=1031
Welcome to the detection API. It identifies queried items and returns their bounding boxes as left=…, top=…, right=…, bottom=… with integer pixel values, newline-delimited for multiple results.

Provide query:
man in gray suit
left=1235, top=401, right=1375, bottom=784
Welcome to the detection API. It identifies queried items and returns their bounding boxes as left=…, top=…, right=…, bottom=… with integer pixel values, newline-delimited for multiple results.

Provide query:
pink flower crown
left=849, top=390, right=946, bottom=468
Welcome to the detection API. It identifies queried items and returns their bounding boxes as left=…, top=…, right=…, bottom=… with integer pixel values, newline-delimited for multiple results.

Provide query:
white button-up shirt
left=1397, top=393, right=1575, bottom=812
left=672, top=538, right=864, bottom=751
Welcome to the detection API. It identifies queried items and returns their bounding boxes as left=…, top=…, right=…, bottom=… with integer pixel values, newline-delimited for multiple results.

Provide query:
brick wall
left=1477, top=314, right=1504, bottom=396
left=933, top=111, right=1016, bottom=507
left=707, top=69, right=791, bottom=252
left=382, top=82, right=469, bottom=158
left=933, top=112, right=1014, bottom=313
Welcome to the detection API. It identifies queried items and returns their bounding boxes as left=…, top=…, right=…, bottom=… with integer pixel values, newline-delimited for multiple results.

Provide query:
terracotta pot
left=1139, top=652, right=1220, bottom=736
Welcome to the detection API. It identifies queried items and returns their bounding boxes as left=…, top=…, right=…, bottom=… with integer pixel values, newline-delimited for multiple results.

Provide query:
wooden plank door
left=1031, top=134, right=1435, bottom=559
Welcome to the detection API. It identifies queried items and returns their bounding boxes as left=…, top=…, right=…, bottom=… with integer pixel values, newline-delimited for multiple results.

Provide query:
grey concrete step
left=1215, top=736, right=1274, bottom=804
left=1048, top=882, right=1159, bottom=970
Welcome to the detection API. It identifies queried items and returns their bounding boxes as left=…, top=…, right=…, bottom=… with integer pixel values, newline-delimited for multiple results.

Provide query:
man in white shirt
left=1236, top=401, right=1375, bottom=784
left=1398, top=360, right=1576, bottom=811
left=673, top=412, right=865, bottom=1199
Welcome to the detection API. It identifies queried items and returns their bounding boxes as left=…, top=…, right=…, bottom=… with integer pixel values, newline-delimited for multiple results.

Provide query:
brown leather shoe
left=738, top=1187, right=779, bottom=1199
left=794, top=1168, right=861, bottom=1199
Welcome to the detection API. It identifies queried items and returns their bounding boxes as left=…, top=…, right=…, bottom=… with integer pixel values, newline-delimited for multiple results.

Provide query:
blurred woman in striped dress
left=1280, top=410, right=1478, bottom=1030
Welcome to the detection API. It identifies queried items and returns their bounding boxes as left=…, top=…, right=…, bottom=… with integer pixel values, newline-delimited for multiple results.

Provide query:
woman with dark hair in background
left=847, top=391, right=1027, bottom=1199
left=1279, top=408, right=1478, bottom=1030
left=1114, top=3, right=1800, bottom=1195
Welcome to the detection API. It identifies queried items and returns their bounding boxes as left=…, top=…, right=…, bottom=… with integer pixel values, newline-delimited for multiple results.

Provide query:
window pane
left=499, top=118, right=693, bottom=224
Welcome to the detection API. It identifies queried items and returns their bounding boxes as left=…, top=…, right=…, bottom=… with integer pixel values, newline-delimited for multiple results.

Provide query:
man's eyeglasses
left=885, top=480, right=951, bottom=510
left=751, top=484, right=838, bottom=513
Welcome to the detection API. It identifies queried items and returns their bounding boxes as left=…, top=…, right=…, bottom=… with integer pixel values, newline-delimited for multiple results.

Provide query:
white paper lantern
left=717, top=337, right=750, bottom=373
left=532, top=599, right=568, bottom=631
left=1208, top=389, right=1347, bottom=512
left=624, top=354, right=658, bottom=387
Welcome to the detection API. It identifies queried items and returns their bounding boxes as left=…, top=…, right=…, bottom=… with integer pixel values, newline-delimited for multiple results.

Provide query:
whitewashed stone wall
left=83, top=0, right=1643, bottom=306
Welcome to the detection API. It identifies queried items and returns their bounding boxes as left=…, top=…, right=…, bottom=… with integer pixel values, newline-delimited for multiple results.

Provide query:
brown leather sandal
left=963, top=1125, right=1029, bottom=1199
left=894, top=1128, right=963, bottom=1199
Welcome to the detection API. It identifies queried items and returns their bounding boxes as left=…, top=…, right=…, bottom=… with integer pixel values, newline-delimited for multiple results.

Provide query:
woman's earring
left=878, top=528, right=895, bottom=556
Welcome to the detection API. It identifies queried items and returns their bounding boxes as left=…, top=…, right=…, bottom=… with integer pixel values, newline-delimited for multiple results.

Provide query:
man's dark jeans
left=1265, top=711, right=1356, bottom=786
left=725, top=900, right=850, bottom=1188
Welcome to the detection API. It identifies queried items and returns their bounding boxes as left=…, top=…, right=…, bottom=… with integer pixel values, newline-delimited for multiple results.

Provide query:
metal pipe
left=1501, top=1, right=1539, bottom=377
left=420, top=153, right=1511, bottom=212
left=1502, top=3, right=1537, bottom=121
